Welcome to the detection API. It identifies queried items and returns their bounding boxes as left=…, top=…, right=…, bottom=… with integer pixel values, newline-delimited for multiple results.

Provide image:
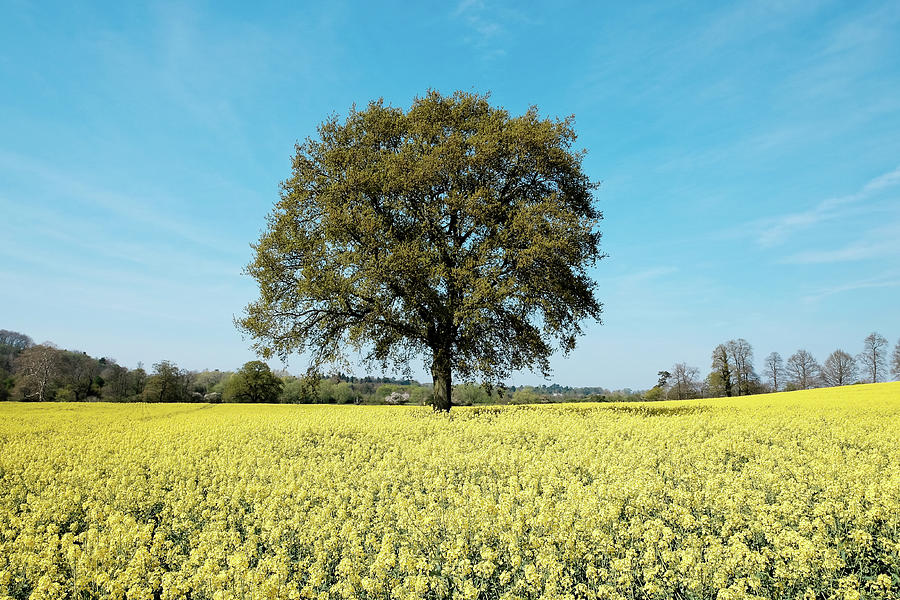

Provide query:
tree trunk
left=431, top=349, right=452, bottom=412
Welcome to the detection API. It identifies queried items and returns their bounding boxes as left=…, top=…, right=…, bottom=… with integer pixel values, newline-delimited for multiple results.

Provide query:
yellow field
left=1, top=383, right=899, bottom=600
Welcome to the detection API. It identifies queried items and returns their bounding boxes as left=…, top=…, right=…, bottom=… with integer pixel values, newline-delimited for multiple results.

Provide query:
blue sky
left=2, top=1, right=899, bottom=389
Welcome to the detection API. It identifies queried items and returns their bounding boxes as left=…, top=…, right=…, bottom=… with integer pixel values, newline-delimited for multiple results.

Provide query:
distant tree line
left=646, top=331, right=900, bottom=401
left=4, top=328, right=896, bottom=405
left=0, top=329, right=647, bottom=405
left=0, top=329, right=433, bottom=405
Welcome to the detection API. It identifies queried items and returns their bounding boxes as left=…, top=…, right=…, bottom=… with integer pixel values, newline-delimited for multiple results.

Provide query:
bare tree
left=0, top=329, right=34, bottom=373
left=893, top=339, right=900, bottom=381
left=821, top=349, right=857, bottom=387
left=726, top=338, right=755, bottom=396
left=710, top=344, right=733, bottom=397
left=670, top=362, right=700, bottom=400
left=857, top=332, right=888, bottom=383
left=0, top=329, right=33, bottom=350
left=763, top=352, right=784, bottom=392
left=13, top=345, right=61, bottom=401
left=786, top=349, right=820, bottom=390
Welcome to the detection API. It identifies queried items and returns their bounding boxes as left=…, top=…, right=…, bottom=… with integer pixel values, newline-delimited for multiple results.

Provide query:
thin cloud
left=803, top=275, right=900, bottom=303
left=0, top=149, right=235, bottom=254
left=782, top=238, right=899, bottom=265
left=756, top=164, right=900, bottom=247
left=780, top=219, right=900, bottom=264
left=452, top=0, right=534, bottom=60
left=616, top=266, right=678, bottom=286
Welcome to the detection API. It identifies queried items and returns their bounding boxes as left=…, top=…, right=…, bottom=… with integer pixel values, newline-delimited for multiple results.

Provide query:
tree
left=0, top=371, right=13, bottom=402
left=279, top=377, right=317, bottom=404
left=143, top=360, right=190, bottom=403
left=821, top=349, right=857, bottom=387
left=892, top=339, right=900, bottom=381
left=0, top=329, right=33, bottom=349
left=511, top=387, right=542, bottom=405
left=0, top=329, right=33, bottom=373
left=643, top=386, right=664, bottom=401
left=223, top=361, right=283, bottom=404
left=786, top=349, right=820, bottom=390
left=645, top=370, right=670, bottom=401
left=857, top=332, right=888, bottom=384
left=656, top=370, right=671, bottom=389
left=192, top=370, right=228, bottom=395
left=315, top=378, right=358, bottom=404
left=128, top=364, right=148, bottom=398
left=725, top=339, right=755, bottom=396
left=239, top=91, right=604, bottom=411
left=669, top=363, right=699, bottom=400
left=100, top=361, right=130, bottom=402
left=58, top=351, right=103, bottom=401
left=763, top=352, right=784, bottom=392
left=12, top=344, right=62, bottom=401
left=710, top=344, right=733, bottom=397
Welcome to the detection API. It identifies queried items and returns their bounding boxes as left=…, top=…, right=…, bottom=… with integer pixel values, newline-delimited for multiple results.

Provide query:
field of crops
left=1, top=383, right=899, bottom=600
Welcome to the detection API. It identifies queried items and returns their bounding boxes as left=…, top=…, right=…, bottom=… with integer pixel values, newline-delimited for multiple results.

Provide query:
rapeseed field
left=1, top=383, right=899, bottom=600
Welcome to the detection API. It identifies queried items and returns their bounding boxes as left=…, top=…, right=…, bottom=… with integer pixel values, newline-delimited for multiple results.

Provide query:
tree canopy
left=224, top=361, right=283, bottom=404
left=239, top=90, right=605, bottom=410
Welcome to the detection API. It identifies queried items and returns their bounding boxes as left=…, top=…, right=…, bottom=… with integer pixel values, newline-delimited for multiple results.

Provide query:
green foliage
left=705, top=370, right=729, bottom=398
left=100, top=363, right=130, bottom=402
left=643, top=386, right=664, bottom=402
left=143, top=360, right=191, bottom=403
left=58, top=351, right=103, bottom=401
left=710, top=344, right=733, bottom=397
left=223, top=361, right=283, bottom=404
left=373, top=383, right=405, bottom=401
left=278, top=377, right=309, bottom=404
left=239, top=90, right=604, bottom=410
left=54, top=386, right=76, bottom=402
left=0, top=329, right=33, bottom=375
left=511, top=387, right=542, bottom=405
left=192, top=370, right=229, bottom=395
left=0, top=369, right=12, bottom=402
left=317, top=379, right=356, bottom=404
left=452, top=383, right=500, bottom=406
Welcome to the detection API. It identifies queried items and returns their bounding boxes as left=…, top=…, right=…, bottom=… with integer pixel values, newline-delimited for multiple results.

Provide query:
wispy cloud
left=803, top=274, right=900, bottom=303
left=755, top=164, right=900, bottom=247
left=780, top=218, right=900, bottom=264
left=615, top=266, right=678, bottom=286
left=782, top=237, right=900, bottom=265
left=452, top=0, right=534, bottom=60
left=0, top=149, right=235, bottom=254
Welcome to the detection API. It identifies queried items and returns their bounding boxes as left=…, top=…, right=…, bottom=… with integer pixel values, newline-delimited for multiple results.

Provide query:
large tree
left=143, top=360, right=190, bottom=403
left=58, top=351, right=103, bottom=401
left=100, top=361, right=130, bottom=402
left=725, top=338, right=755, bottom=396
left=239, top=91, right=604, bottom=411
left=820, top=349, right=857, bottom=387
left=786, top=349, right=820, bottom=390
left=12, top=344, right=61, bottom=401
left=669, top=362, right=699, bottom=400
left=223, top=361, right=283, bottom=404
left=857, top=332, right=888, bottom=384
left=710, top=344, right=733, bottom=397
